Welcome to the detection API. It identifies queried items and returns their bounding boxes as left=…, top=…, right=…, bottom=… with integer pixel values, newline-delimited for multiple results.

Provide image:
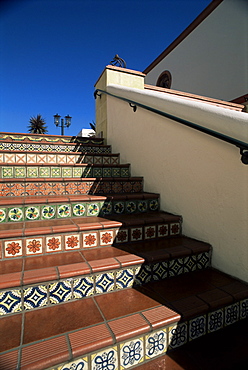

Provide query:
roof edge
left=143, top=0, right=223, bottom=74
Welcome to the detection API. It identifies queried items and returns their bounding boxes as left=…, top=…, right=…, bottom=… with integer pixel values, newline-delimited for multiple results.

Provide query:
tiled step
left=0, top=192, right=160, bottom=223
left=0, top=246, right=144, bottom=315
left=0, top=212, right=181, bottom=259
left=118, top=237, right=211, bottom=284
left=0, top=176, right=144, bottom=196
left=0, top=132, right=104, bottom=145
left=135, top=268, right=248, bottom=348
left=0, top=150, right=120, bottom=165
left=1, top=269, right=247, bottom=370
left=0, top=288, right=181, bottom=370
left=0, top=163, right=131, bottom=179
left=0, top=138, right=111, bottom=153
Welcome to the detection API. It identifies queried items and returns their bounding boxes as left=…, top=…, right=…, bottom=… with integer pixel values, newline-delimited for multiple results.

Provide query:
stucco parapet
left=95, top=65, right=146, bottom=87
left=145, top=84, right=244, bottom=112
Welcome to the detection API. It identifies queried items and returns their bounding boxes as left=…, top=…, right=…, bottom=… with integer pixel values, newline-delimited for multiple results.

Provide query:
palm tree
left=28, top=114, right=48, bottom=134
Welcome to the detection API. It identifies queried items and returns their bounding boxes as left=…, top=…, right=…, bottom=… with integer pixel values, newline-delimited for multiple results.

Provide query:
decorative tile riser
left=0, top=142, right=111, bottom=153
left=134, top=252, right=211, bottom=285
left=24, top=303, right=248, bottom=370
left=0, top=152, right=119, bottom=165
left=0, top=165, right=130, bottom=179
left=1, top=221, right=181, bottom=259
left=167, top=300, right=248, bottom=349
left=52, top=327, right=171, bottom=370
left=0, top=179, right=143, bottom=196
left=0, top=198, right=159, bottom=223
left=0, top=266, right=141, bottom=316
left=0, top=133, right=104, bottom=145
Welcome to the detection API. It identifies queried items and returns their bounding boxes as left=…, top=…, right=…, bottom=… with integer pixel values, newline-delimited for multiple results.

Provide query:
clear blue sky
left=0, top=0, right=212, bottom=136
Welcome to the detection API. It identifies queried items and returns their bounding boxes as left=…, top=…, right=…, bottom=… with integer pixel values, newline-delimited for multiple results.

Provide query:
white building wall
left=105, top=84, right=248, bottom=283
left=145, top=0, right=248, bottom=101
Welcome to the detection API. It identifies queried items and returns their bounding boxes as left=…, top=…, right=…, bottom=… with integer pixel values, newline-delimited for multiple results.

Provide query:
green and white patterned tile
left=25, top=206, right=40, bottom=221
left=42, top=205, right=56, bottom=220
left=51, top=167, right=61, bottom=177
left=62, top=167, right=72, bottom=178
left=27, top=167, right=38, bottom=178
left=93, top=168, right=102, bottom=177
left=82, top=167, right=92, bottom=178
left=121, top=168, right=130, bottom=177
left=39, top=167, right=51, bottom=177
left=73, top=203, right=86, bottom=217
left=87, top=203, right=100, bottom=216
left=0, top=208, right=7, bottom=222
left=8, top=207, right=24, bottom=222
left=2, top=167, right=14, bottom=178
left=15, top=167, right=26, bottom=178
left=112, top=168, right=121, bottom=177
left=73, top=167, right=82, bottom=177
left=57, top=204, right=71, bottom=218
left=103, top=168, right=112, bottom=177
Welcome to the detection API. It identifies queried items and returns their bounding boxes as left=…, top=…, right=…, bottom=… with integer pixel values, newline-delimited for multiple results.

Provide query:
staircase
left=0, top=132, right=247, bottom=370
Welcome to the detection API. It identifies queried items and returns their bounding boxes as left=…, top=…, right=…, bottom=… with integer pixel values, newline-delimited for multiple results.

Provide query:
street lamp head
left=65, top=114, right=72, bottom=127
left=53, top=113, right=61, bottom=127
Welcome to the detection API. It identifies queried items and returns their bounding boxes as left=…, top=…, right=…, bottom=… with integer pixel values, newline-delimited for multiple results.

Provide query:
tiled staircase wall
left=0, top=132, right=247, bottom=370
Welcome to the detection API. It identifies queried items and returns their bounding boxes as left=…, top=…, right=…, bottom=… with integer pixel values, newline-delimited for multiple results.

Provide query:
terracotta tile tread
left=0, top=289, right=180, bottom=367
left=0, top=192, right=159, bottom=206
left=0, top=216, right=122, bottom=238
left=0, top=248, right=144, bottom=287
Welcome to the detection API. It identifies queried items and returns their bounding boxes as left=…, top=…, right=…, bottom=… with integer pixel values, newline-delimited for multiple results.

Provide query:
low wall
left=105, top=84, right=248, bottom=283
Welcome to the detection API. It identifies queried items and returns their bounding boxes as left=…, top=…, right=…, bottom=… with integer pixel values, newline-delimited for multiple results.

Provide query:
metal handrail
left=94, top=88, right=248, bottom=164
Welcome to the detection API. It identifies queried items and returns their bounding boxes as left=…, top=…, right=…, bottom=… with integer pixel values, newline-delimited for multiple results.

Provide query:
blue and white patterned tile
left=116, top=269, right=134, bottom=290
left=120, top=338, right=144, bottom=369
left=225, top=303, right=239, bottom=326
left=73, top=203, right=86, bottom=217
left=168, top=259, right=184, bottom=277
left=168, top=322, right=188, bottom=349
left=49, top=281, right=72, bottom=304
left=189, top=315, right=206, bottom=341
left=208, top=309, right=224, bottom=333
left=24, top=285, right=48, bottom=310
left=95, top=273, right=115, bottom=294
left=197, top=252, right=210, bottom=269
left=134, top=265, right=152, bottom=285
left=240, top=298, right=248, bottom=319
left=59, top=357, right=88, bottom=370
left=73, top=276, right=94, bottom=298
left=153, top=262, right=168, bottom=281
left=145, top=329, right=167, bottom=360
left=0, top=289, right=22, bottom=315
left=26, top=238, right=43, bottom=255
left=91, top=347, right=118, bottom=370
left=184, top=255, right=197, bottom=273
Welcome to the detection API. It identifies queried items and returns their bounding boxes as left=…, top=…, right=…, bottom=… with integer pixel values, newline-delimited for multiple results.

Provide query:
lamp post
left=53, top=114, right=72, bottom=136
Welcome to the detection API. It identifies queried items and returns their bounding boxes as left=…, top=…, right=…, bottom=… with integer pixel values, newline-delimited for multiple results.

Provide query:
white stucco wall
left=145, top=0, right=248, bottom=101
left=105, top=84, right=248, bottom=283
